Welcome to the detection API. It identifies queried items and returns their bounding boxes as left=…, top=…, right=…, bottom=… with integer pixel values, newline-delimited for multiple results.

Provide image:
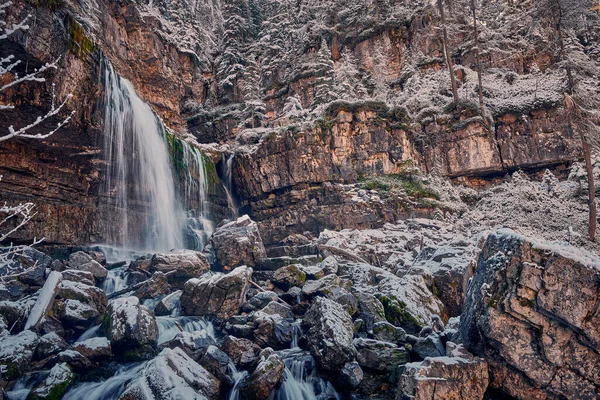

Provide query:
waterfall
left=102, top=61, right=217, bottom=252
left=227, top=362, right=249, bottom=400
left=102, top=61, right=184, bottom=251
left=222, top=153, right=239, bottom=218
left=180, top=141, right=215, bottom=249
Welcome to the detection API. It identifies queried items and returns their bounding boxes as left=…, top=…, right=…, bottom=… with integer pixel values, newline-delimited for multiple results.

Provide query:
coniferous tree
left=335, top=50, right=367, bottom=100
left=240, top=57, right=267, bottom=128
left=311, top=38, right=337, bottom=109
left=216, top=0, right=252, bottom=101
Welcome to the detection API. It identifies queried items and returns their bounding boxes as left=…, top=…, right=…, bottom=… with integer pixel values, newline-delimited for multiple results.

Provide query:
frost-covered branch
left=1, top=0, right=73, bottom=272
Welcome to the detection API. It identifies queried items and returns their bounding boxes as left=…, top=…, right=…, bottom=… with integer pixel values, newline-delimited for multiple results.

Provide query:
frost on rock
left=104, top=296, right=158, bottom=360
left=24, top=271, right=62, bottom=331
left=302, top=297, right=356, bottom=372
left=120, top=347, right=220, bottom=400
left=29, top=362, right=74, bottom=400
left=338, top=262, right=444, bottom=332
left=0, top=330, right=39, bottom=380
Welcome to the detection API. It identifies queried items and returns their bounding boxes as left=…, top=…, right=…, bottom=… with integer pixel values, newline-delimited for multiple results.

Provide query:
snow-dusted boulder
left=73, top=337, right=112, bottom=360
left=398, top=346, right=489, bottom=400
left=302, top=297, right=355, bottom=372
left=338, top=262, right=443, bottom=333
left=58, top=280, right=107, bottom=315
left=272, top=264, right=307, bottom=289
left=148, top=250, right=210, bottom=288
left=104, top=296, right=158, bottom=360
left=34, top=332, right=69, bottom=360
left=181, top=266, right=252, bottom=319
left=252, top=303, right=294, bottom=349
left=0, top=330, right=38, bottom=380
left=163, top=330, right=216, bottom=361
left=67, top=251, right=107, bottom=280
left=240, top=351, right=285, bottom=400
left=28, top=362, right=74, bottom=400
left=199, top=345, right=231, bottom=380
left=208, top=215, right=267, bottom=269
left=222, top=335, right=261, bottom=368
left=353, top=338, right=409, bottom=372
left=462, top=231, right=600, bottom=399
left=120, top=347, right=220, bottom=400
left=338, top=361, right=364, bottom=389
left=61, top=269, right=95, bottom=286
left=154, top=290, right=182, bottom=316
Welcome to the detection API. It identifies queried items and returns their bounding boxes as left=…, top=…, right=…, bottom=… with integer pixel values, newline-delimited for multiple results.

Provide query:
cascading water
left=180, top=141, right=215, bottom=249
left=102, top=61, right=184, bottom=251
left=62, top=363, right=145, bottom=400
left=275, top=349, right=341, bottom=400
left=156, top=316, right=215, bottom=344
left=222, top=153, right=240, bottom=219
left=227, top=362, right=249, bottom=400
left=101, top=266, right=129, bottom=295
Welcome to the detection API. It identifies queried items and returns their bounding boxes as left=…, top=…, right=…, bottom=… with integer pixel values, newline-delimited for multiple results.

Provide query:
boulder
left=372, top=321, right=406, bottom=343
left=28, top=362, right=74, bottom=400
left=339, top=263, right=444, bottom=333
left=461, top=231, right=600, bottom=399
left=154, top=290, right=182, bottom=316
left=222, top=335, right=261, bottom=368
left=353, top=338, right=409, bottom=372
left=209, top=215, right=267, bottom=269
left=61, top=270, right=95, bottom=286
left=398, top=349, right=489, bottom=400
left=181, top=266, right=252, bottom=319
left=240, top=351, right=285, bottom=400
left=58, top=280, right=107, bottom=315
left=301, top=274, right=351, bottom=299
left=353, top=291, right=386, bottom=331
left=103, top=296, right=158, bottom=360
left=412, top=333, right=446, bottom=360
left=57, top=299, right=100, bottom=329
left=56, top=349, right=93, bottom=372
left=0, top=330, right=38, bottom=380
left=68, top=252, right=107, bottom=280
left=132, top=272, right=171, bottom=301
left=34, top=332, right=69, bottom=360
left=338, top=361, right=364, bottom=389
left=120, top=347, right=220, bottom=400
left=73, top=337, right=112, bottom=360
left=163, top=330, right=216, bottom=361
left=148, top=250, right=210, bottom=288
left=0, top=297, right=35, bottom=332
left=272, top=264, right=307, bottom=290
left=242, top=291, right=279, bottom=312
left=302, top=297, right=355, bottom=372
left=199, top=345, right=231, bottom=380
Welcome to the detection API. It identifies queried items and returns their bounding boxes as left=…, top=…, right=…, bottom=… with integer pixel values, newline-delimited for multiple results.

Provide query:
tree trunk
left=437, top=0, right=459, bottom=110
left=470, top=0, right=486, bottom=120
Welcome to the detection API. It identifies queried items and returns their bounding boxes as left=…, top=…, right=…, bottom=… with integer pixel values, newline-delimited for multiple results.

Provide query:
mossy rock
left=376, top=294, right=422, bottom=334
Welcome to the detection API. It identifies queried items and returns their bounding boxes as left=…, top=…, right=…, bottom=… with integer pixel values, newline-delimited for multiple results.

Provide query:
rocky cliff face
left=462, top=232, right=600, bottom=399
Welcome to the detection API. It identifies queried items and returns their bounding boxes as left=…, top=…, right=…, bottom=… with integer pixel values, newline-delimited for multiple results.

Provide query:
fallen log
left=24, top=271, right=62, bottom=331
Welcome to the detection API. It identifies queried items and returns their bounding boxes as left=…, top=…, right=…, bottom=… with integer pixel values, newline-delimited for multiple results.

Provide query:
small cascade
left=156, top=316, right=215, bottom=344
left=275, top=349, right=341, bottom=400
left=179, top=141, right=215, bottom=249
left=226, top=362, right=249, bottom=400
left=102, top=61, right=184, bottom=251
left=5, top=371, right=48, bottom=400
left=62, top=363, right=145, bottom=400
left=76, top=324, right=102, bottom=342
left=222, top=153, right=240, bottom=218
left=101, top=266, right=129, bottom=295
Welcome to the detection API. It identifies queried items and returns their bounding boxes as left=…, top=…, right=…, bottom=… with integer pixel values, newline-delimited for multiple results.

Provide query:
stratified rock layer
left=461, top=231, right=600, bottom=400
